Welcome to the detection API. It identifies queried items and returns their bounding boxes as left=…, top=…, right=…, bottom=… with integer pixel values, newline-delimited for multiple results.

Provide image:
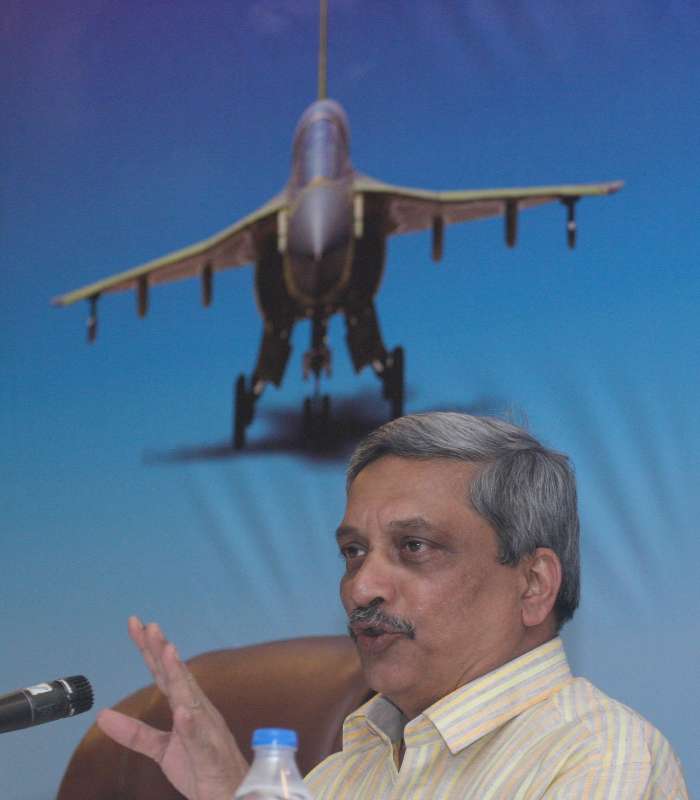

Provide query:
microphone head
left=59, top=676, right=94, bottom=716
left=0, top=674, right=94, bottom=734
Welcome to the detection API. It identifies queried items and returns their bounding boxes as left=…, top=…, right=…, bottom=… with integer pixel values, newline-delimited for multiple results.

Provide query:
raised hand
left=96, top=616, right=249, bottom=800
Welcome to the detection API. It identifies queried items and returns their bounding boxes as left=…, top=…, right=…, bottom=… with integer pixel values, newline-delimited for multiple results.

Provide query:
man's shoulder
left=552, top=675, right=678, bottom=766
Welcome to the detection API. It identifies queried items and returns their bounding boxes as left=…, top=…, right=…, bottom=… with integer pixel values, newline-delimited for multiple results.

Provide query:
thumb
left=97, top=708, right=170, bottom=763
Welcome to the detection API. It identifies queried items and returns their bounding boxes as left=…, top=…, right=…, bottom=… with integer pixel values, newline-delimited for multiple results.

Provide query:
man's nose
left=347, top=551, right=397, bottom=609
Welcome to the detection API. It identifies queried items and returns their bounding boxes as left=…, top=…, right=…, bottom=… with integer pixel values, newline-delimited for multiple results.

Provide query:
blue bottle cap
left=252, top=728, right=298, bottom=748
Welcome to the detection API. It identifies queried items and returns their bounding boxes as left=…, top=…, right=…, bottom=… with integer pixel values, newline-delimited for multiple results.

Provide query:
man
left=98, top=412, right=688, bottom=798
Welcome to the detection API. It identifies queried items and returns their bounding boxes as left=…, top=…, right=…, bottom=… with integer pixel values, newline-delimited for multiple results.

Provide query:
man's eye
left=403, top=539, right=428, bottom=555
left=339, top=544, right=366, bottom=561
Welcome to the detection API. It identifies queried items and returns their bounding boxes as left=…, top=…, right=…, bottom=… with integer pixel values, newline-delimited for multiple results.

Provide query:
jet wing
left=52, top=193, right=286, bottom=307
left=353, top=175, right=622, bottom=244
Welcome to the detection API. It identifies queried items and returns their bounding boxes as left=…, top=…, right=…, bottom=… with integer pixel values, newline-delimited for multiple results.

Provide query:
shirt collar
left=342, top=637, right=572, bottom=756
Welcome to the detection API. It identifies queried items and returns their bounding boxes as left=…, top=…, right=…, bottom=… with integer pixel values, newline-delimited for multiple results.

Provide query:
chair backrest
left=57, top=635, right=371, bottom=800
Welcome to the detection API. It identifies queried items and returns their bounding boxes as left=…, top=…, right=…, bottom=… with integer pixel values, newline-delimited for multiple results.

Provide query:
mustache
left=347, top=599, right=416, bottom=640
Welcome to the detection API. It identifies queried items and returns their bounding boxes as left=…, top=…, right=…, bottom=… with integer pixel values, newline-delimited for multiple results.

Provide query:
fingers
left=159, top=638, right=216, bottom=718
left=128, top=616, right=170, bottom=693
left=156, top=642, right=249, bottom=787
left=128, top=616, right=214, bottom=719
left=97, top=708, right=169, bottom=763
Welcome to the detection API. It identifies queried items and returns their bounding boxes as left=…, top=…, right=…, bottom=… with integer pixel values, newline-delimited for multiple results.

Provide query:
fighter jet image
left=52, top=0, right=622, bottom=449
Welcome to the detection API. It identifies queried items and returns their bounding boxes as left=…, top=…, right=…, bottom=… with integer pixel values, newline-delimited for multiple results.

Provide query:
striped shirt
left=305, top=638, right=687, bottom=799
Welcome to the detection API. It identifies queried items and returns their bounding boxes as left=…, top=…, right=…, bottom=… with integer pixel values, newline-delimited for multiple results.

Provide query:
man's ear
left=520, top=548, right=562, bottom=628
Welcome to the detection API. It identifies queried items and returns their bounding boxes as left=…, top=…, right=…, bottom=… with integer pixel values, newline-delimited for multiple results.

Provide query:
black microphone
left=0, top=676, right=93, bottom=734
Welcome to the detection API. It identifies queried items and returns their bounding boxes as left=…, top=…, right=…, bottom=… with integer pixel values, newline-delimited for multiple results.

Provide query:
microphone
left=0, top=676, right=93, bottom=734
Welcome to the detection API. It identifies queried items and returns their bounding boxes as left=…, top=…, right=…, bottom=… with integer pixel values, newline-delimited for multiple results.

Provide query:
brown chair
left=57, top=636, right=372, bottom=800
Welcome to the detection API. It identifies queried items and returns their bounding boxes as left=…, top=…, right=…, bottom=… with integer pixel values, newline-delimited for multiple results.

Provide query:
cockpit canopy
left=292, top=99, right=351, bottom=186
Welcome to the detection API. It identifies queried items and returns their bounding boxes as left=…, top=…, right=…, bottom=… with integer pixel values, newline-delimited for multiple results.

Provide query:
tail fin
left=318, top=0, right=328, bottom=99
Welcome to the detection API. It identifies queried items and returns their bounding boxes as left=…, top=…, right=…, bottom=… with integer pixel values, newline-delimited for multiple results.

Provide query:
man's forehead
left=340, top=456, right=483, bottom=529
left=347, top=454, right=481, bottom=490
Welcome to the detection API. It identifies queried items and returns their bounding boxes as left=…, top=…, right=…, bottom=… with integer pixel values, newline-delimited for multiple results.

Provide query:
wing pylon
left=51, top=194, right=286, bottom=309
left=353, top=176, right=623, bottom=254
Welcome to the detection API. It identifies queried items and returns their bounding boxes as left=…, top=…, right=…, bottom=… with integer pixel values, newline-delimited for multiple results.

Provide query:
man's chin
left=352, top=635, right=414, bottom=695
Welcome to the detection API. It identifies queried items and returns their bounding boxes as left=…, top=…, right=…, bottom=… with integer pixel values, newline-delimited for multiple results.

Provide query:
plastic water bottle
left=233, top=728, right=314, bottom=800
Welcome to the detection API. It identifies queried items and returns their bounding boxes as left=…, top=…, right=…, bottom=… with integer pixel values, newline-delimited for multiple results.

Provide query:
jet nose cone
left=310, top=202, right=326, bottom=260
left=289, top=184, right=351, bottom=260
left=305, top=190, right=337, bottom=260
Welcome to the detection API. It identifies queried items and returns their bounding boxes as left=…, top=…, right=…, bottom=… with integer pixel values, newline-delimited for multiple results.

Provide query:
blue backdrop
left=2, top=2, right=698, bottom=797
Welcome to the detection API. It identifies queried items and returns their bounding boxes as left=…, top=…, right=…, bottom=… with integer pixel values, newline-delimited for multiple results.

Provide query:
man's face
left=337, top=456, right=529, bottom=719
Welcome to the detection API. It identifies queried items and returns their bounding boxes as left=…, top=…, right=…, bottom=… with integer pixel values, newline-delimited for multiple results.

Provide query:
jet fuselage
left=284, top=99, right=356, bottom=309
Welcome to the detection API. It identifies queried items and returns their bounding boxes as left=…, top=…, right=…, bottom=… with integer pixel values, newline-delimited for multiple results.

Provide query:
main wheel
left=233, top=374, right=249, bottom=450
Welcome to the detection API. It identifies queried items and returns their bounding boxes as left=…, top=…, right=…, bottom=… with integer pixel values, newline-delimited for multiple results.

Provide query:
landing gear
left=232, top=310, right=293, bottom=449
left=299, top=315, right=333, bottom=446
left=381, top=346, right=405, bottom=419
left=232, top=298, right=405, bottom=448
left=233, top=374, right=256, bottom=450
left=343, top=301, right=404, bottom=421
left=303, top=314, right=332, bottom=380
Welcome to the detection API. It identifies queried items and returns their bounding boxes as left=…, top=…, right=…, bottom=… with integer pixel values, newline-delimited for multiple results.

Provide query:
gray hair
left=347, top=412, right=580, bottom=628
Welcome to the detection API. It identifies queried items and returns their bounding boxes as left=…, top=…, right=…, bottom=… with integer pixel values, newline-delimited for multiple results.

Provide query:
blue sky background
left=2, top=1, right=699, bottom=796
